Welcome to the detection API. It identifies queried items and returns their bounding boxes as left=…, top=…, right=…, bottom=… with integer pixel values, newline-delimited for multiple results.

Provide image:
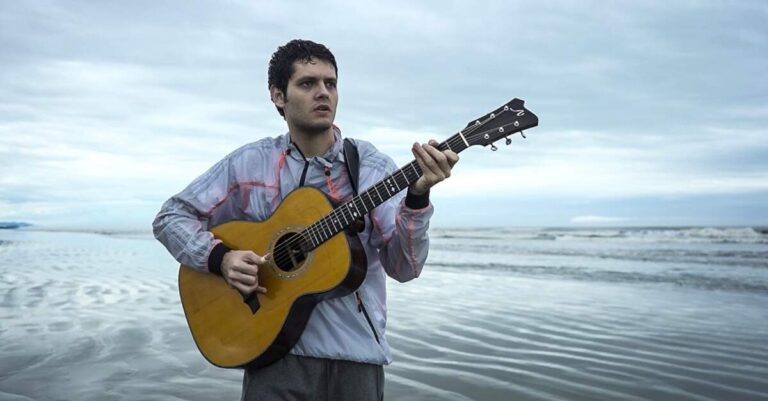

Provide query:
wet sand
left=385, top=271, right=768, bottom=400
left=1, top=229, right=766, bottom=400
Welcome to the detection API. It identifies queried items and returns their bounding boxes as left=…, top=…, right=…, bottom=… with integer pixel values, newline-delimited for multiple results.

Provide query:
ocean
left=1, top=227, right=766, bottom=400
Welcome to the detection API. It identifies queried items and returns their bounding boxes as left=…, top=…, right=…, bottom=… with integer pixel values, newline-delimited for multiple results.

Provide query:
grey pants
left=241, top=355, right=384, bottom=401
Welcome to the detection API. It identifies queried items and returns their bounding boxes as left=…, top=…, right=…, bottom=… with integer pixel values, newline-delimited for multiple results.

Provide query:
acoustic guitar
left=178, top=98, right=539, bottom=368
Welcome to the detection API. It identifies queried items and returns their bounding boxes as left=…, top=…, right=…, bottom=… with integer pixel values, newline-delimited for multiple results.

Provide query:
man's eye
left=300, top=81, right=313, bottom=88
left=326, top=81, right=337, bottom=89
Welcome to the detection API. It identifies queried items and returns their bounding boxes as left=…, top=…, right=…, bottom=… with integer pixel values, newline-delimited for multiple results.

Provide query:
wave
left=430, top=241, right=768, bottom=269
left=427, top=261, right=768, bottom=294
left=433, top=227, right=768, bottom=244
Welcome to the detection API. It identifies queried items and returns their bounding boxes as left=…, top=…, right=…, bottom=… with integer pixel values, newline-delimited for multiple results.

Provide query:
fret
left=404, top=171, right=414, bottom=185
left=331, top=213, right=342, bottom=230
left=320, top=219, right=332, bottom=240
left=458, top=130, right=470, bottom=147
left=357, top=193, right=369, bottom=212
left=388, top=178, right=399, bottom=194
left=365, top=190, right=376, bottom=211
left=328, top=214, right=338, bottom=234
left=307, top=227, right=318, bottom=247
left=328, top=214, right=338, bottom=236
left=338, top=208, right=350, bottom=225
left=445, top=139, right=455, bottom=153
left=382, top=182, right=392, bottom=197
left=345, top=203, right=355, bottom=220
left=394, top=170, right=405, bottom=190
left=357, top=192, right=365, bottom=210
left=304, top=226, right=320, bottom=246
left=373, top=184, right=383, bottom=202
left=354, top=196, right=367, bottom=215
left=410, top=162, right=420, bottom=179
left=399, top=168, right=411, bottom=186
left=323, top=220, right=332, bottom=241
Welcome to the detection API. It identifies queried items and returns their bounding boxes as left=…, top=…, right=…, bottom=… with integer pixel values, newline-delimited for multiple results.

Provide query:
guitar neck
left=300, top=133, right=471, bottom=249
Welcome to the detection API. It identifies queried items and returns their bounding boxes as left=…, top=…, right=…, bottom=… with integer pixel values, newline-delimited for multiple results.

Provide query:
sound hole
left=273, top=232, right=308, bottom=272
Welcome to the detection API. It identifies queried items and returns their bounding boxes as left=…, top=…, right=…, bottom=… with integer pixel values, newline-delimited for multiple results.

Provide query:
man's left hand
left=409, top=139, right=459, bottom=196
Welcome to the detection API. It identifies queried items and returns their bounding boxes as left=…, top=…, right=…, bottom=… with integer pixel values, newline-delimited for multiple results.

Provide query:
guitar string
left=269, top=135, right=468, bottom=269
left=269, top=147, right=450, bottom=269
left=270, top=106, right=522, bottom=268
left=270, top=132, right=466, bottom=269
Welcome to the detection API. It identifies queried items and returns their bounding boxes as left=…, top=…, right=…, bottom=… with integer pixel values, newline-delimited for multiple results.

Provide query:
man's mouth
left=314, top=105, right=331, bottom=112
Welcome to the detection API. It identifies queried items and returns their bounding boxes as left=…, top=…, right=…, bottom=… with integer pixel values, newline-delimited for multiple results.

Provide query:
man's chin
left=298, top=121, right=334, bottom=135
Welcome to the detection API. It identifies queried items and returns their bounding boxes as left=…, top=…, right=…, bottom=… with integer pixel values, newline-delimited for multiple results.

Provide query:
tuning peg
left=520, top=131, right=527, bottom=139
left=491, top=143, right=498, bottom=151
left=505, top=136, right=512, bottom=145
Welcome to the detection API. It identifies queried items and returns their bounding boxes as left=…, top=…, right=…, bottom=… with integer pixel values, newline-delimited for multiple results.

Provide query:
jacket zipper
left=355, top=291, right=380, bottom=344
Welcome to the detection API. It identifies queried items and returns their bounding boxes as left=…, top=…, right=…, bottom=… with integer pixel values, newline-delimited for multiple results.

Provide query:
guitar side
left=178, top=186, right=367, bottom=368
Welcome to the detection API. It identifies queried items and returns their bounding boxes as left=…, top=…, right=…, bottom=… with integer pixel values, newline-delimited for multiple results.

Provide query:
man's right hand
left=221, top=250, right=270, bottom=295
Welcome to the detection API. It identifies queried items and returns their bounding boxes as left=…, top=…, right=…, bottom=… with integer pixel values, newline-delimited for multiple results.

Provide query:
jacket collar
left=281, top=126, right=345, bottom=166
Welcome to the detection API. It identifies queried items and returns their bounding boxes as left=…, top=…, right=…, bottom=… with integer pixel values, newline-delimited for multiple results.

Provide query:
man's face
left=272, top=58, right=338, bottom=135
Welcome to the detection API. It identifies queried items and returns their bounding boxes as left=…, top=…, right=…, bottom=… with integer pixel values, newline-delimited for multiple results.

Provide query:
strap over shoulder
left=343, top=138, right=365, bottom=234
left=343, top=138, right=360, bottom=195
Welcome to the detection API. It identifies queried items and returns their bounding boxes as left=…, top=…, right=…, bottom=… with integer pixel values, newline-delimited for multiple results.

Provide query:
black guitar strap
left=344, top=138, right=379, bottom=344
left=343, top=138, right=360, bottom=195
left=342, top=138, right=366, bottom=233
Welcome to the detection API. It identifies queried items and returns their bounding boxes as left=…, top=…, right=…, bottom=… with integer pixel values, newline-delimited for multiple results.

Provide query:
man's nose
left=315, top=83, right=331, bottom=98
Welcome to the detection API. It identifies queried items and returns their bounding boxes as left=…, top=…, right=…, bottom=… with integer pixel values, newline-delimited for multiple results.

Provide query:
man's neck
left=289, top=128, right=335, bottom=158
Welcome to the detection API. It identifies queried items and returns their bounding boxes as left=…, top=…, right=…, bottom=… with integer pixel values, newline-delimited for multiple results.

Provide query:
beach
left=1, top=227, right=767, bottom=400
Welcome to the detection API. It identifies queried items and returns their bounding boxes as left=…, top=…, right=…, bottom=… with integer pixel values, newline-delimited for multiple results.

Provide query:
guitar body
left=178, top=186, right=367, bottom=368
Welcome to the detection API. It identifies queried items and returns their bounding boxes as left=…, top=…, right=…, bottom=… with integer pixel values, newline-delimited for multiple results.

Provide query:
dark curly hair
left=268, top=39, right=338, bottom=117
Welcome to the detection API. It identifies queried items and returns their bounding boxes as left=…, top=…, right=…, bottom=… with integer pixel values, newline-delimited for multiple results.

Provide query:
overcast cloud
left=1, top=0, right=766, bottom=229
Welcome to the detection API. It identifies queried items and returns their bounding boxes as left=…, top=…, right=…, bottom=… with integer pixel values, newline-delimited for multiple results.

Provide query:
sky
left=0, top=0, right=766, bottom=230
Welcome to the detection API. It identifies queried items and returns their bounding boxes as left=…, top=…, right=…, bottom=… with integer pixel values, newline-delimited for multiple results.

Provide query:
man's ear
left=270, top=85, right=286, bottom=108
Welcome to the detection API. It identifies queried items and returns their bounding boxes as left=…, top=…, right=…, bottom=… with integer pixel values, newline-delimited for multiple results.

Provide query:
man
left=153, top=39, right=458, bottom=400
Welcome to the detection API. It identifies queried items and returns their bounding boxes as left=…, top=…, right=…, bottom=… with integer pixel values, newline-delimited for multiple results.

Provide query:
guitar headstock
left=462, top=98, right=538, bottom=149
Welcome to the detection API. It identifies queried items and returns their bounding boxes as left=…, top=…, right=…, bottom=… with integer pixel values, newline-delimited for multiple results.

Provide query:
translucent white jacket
left=153, top=128, right=433, bottom=365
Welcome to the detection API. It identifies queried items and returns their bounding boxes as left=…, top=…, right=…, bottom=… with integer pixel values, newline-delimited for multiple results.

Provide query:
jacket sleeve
left=367, top=160, right=434, bottom=283
left=152, top=154, right=246, bottom=272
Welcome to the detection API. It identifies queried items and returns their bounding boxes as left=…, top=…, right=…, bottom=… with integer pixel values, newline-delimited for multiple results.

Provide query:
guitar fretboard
left=297, top=132, right=471, bottom=251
